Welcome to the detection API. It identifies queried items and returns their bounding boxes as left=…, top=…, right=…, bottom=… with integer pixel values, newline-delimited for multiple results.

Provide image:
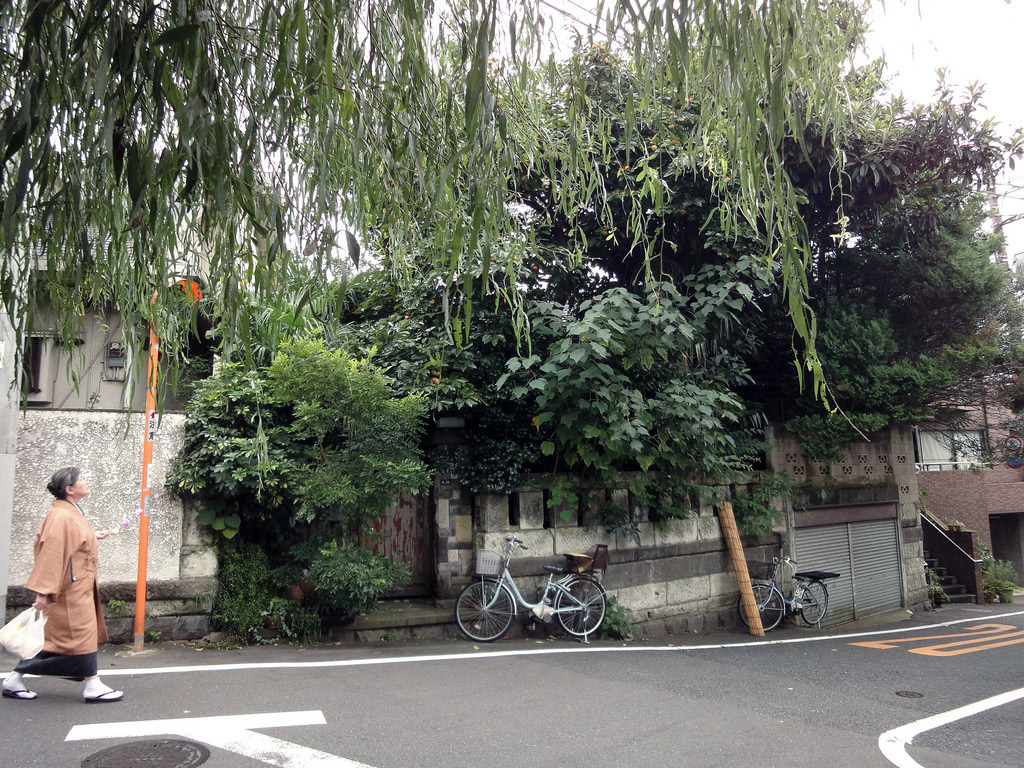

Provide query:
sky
left=541, top=0, right=1024, bottom=264
left=863, top=0, right=1024, bottom=265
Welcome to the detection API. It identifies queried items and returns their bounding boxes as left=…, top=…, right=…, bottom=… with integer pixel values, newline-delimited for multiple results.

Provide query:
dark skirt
left=14, top=650, right=97, bottom=680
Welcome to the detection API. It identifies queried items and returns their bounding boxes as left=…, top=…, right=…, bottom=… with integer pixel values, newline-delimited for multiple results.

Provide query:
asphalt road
left=3, top=602, right=1023, bottom=768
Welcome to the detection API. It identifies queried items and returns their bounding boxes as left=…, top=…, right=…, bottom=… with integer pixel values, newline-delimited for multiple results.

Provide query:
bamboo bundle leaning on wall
left=718, top=501, right=764, bottom=637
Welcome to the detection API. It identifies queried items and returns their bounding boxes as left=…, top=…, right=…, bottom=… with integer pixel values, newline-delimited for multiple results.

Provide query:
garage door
left=795, top=518, right=903, bottom=626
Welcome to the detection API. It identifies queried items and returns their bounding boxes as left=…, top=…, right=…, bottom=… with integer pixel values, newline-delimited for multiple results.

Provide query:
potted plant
left=947, top=519, right=965, bottom=532
left=269, top=531, right=332, bottom=603
left=260, top=597, right=322, bottom=643
left=927, top=568, right=948, bottom=606
left=980, top=545, right=1019, bottom=604
left=262, top=597, right=297, bottom=630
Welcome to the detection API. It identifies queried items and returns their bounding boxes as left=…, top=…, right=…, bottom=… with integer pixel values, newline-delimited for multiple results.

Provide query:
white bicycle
left=454, top=536, right=608, bottom=642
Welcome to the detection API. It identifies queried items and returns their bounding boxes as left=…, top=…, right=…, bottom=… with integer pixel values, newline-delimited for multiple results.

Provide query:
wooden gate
left=360, top=489, right=434, bottom=596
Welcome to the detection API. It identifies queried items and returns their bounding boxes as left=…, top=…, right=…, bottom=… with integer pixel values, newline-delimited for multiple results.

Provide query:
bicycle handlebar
left=505, top=536, right=528, bottom=550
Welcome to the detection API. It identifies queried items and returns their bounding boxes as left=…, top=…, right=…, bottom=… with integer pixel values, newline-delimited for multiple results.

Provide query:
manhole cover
left=895, top=690, right=924, bottom=698
left=81, top=739, right=210, bottom=767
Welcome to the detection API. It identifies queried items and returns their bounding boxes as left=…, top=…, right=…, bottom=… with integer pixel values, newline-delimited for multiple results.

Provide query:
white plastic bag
left=0, top=607, right=47, bottom=659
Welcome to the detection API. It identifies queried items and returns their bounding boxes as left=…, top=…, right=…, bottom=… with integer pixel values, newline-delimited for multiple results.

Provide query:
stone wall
left=4, top=410, right=217, bottom=641
left=436, top=474, right=776, bottom=634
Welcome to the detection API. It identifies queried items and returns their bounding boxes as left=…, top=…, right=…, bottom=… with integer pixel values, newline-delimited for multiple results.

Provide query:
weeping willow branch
left=0, top=1, right=899, bottom=405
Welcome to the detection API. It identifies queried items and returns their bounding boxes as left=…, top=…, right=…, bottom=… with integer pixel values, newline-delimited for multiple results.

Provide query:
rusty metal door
left=361, top=489, right=434, bottom=596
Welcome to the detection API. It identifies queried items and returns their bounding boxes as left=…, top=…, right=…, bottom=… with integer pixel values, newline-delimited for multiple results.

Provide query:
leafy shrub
left=598, top=595, right=634, bottom=640
left=309, top=543, right=410, bottom=617
left=212, top=539, right=273, bottom=642
left=169, top=336, right=430, bottom=543
left=262, top=597, right=322, bottom=644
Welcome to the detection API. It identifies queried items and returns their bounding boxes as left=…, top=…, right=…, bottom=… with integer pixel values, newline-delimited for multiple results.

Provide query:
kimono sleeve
left=24, top=511, right=76, bottom=598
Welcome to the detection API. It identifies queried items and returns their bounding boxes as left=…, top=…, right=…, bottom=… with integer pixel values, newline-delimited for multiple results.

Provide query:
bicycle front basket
left=475, top=550, right=502, bottom=577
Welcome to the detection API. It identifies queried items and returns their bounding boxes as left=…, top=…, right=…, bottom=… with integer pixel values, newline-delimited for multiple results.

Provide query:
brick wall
left=917, top=466, right=1024, bottom=548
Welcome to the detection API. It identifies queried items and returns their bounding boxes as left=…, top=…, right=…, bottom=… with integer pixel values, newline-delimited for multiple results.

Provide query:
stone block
left=454, top=514, right=473, bottom=543
left=652, top=518, right=700, bottom=546
left=547, top=502, right=579, bottom=528
left=603, top=559, right=654, bottom=590
left=665, top=575, right=711, bottom=605
left=709, top=570, right=738, bottom=597
left=620, top=522, right=654, bottom=548
left=435, top=497, right=450, bottom=527
left=610, top=488, right=629, bottom=512
left=478, top=493, right=510, bottom=532
left=696, top=515, right=723, bottom=542
left=612, top=582, right=666, bottom=613
left=553, top=527, right=615, bottom=555
left=477, top=529, right=555, bottom=556
left=517, top=490, right=545, bottom=530
left=652, top=552, right=719, bottom=583
left=179, top=545, right=218, bottom=580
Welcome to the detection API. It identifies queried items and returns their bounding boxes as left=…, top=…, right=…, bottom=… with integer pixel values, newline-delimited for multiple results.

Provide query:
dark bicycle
left=738, top=554, right=839, bottom=631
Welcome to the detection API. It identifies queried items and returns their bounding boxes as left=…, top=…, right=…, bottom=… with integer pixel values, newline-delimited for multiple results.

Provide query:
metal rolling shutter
left=795, top=518, right=902, bottom=626
left=794, top=526, right=855, bottom=625
left=849, top=519, right=903, bottom=616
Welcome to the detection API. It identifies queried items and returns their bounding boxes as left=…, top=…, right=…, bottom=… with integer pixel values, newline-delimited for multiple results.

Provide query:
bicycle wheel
left=554, top=576, right=607, bottom=637
left=737, top=583, right=785, bottom=631
left=799, top=580, right=829, bottom=626
left=455, top=578, right=516, bottom=642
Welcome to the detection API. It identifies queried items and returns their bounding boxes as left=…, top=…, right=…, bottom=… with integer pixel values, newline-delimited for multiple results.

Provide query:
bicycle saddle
left=795, top=570, right=840, bottom=580
left=543, top=564, right=567, bottom=574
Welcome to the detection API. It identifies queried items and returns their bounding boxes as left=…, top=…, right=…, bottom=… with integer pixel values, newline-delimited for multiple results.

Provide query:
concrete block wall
left=4, top=410, right=217, bottom=640
left=767, top=424, right=928, bottom=609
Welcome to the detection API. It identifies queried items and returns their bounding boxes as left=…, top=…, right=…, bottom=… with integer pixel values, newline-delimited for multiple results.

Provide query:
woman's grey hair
left=46, top=467, right=81, bottom=499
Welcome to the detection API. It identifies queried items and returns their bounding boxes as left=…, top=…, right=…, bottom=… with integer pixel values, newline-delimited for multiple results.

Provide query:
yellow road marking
left=850, top=623, right=1024, bottom=657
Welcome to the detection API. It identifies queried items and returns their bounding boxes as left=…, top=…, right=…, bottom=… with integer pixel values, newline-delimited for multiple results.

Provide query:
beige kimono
left=24, top=499, right=108, bottom=655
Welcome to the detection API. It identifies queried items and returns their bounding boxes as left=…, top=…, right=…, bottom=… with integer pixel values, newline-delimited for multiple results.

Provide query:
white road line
left=66, top=710, right=326, bottom=740
left=67, top=710, right=376, bottom=768
left=9, top=608, right=1021, bottom=680
left=879, top=686, right=1024, bottom=768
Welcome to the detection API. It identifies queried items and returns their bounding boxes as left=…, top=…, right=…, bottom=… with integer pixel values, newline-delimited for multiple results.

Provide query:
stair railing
left=921, top=513, right=983, bottom=602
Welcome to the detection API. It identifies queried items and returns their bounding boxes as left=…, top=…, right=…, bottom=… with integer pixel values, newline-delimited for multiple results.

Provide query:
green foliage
left=3, top=0, right=957, bottom=418
left=262, top=598, right=321, bottom=645
left=598, top=595, right=635, bottom=641
left=106, top=599, right=126, bottom=617
left=268, top=337, right=431, bottom=527
left=212, top=539, right=274, bottom=643
left=980, top=542, right=1019, bottom=599
left=169, top=336, right=429, bottom=540
left=784, top=412, right=889, bottom=463
left=197, top=503, right=242, bottom=540
left=764, top=110, right=1024, bottom=456
left=309, top=543, right=410, bottom=617
left=502, top=282, right=761, bottom=489
left=926, top=569, right=948, bottom=606
left=730, top=473, right=792, bottom=536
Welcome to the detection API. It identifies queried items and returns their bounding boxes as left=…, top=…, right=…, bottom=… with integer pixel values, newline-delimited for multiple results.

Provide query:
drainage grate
left=895, top=690, right=924, bottom=699
left=81, top=740, right=210, bottom=768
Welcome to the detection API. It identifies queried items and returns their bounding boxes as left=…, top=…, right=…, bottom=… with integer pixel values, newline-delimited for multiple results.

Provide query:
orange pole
left=133, top=322, right=159, bottom=651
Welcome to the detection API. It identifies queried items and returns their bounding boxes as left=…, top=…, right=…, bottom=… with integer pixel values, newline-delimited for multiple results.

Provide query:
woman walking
left=2, top=467, right=123, bottom=702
